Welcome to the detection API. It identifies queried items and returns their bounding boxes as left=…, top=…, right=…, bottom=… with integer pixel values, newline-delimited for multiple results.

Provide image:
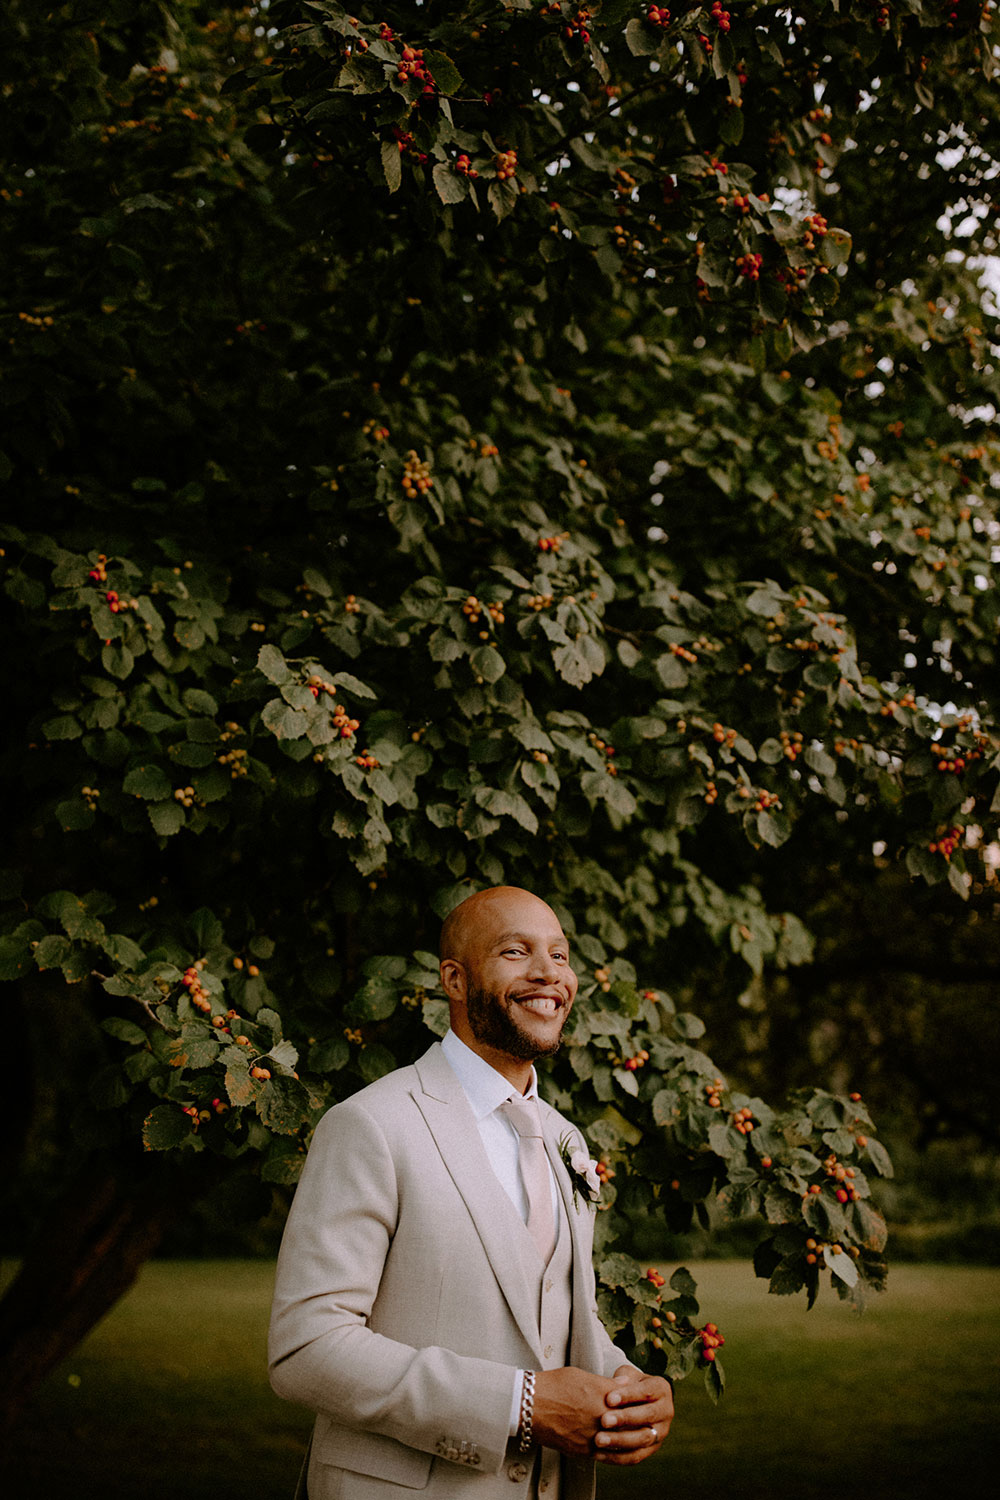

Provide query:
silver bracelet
left=517, top=1369, right=536, bottom=1454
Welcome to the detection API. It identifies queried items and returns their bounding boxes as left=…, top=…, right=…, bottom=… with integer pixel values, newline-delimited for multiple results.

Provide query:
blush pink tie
left=501, top=1094, right=556, bottom=1265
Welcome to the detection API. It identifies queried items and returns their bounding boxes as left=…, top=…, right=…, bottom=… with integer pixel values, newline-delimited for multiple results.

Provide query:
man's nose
left=527, top=949, right=560, bottom=983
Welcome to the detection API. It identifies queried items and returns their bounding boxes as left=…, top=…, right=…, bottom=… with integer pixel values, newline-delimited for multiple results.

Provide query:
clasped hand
left=532, top=1365, right=673, bottom=1467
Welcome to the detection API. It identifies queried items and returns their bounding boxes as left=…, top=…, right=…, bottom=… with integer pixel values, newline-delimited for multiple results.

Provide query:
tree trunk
left=0, top=1162, right=211, bottom=1436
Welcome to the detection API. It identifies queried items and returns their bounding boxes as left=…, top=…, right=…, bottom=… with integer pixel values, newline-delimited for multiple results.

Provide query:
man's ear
left=439, top=957, right=466, bottom=1004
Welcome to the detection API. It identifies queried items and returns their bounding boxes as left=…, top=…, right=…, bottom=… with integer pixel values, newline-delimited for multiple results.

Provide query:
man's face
left=457, top=892, right=578, bottom=1064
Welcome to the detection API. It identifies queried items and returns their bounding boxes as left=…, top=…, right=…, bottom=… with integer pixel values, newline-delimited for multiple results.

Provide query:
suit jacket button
left=508, top=1461, right=529, bottom=1482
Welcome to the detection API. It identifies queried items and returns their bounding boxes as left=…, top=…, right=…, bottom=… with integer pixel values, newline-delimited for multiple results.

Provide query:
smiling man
left=269, top=886, right=673, bottom=1500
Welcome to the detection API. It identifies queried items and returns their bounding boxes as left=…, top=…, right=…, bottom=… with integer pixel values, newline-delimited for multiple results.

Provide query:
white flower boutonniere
left=559, top=1134, right=602, bottom=1210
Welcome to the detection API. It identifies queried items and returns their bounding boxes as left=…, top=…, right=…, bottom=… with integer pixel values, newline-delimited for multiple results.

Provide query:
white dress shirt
left=439, top=1029, right=562, bottom=1434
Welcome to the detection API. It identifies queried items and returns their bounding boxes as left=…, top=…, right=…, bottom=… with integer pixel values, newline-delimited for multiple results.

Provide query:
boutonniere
left=559, top=1134, right=602, bottom=1210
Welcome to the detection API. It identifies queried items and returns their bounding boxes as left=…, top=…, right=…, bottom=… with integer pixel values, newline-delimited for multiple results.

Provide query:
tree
left=2, top=0, right=997, bottom=1430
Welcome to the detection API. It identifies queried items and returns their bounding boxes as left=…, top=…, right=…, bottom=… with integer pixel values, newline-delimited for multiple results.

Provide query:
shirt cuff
left=509, top=1369, right=525, bottom=1438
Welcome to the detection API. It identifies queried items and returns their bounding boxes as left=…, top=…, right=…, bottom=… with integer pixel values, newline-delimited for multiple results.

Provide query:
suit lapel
left=413, top=1044, right=544, bottom=1362
left=541, top=1107, right=605, bottom=1375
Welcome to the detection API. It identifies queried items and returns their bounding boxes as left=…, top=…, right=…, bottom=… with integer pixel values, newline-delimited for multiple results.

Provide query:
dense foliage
left=1, top=0, right=997, bottom=1414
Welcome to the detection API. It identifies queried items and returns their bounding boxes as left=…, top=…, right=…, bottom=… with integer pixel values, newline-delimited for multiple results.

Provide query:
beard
left=465, top=981, right=568, bottom=1061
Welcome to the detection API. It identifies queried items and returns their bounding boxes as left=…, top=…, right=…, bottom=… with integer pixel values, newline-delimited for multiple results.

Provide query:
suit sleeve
left=268, top=1098, right=517, bottom=1476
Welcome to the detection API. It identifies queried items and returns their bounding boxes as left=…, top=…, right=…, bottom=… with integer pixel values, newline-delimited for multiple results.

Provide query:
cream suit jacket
left=268, top=1041, right=626, bottom=1500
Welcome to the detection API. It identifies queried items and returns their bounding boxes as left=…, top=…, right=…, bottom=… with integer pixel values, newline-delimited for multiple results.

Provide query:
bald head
left=439, top=886, right=560, bottom=963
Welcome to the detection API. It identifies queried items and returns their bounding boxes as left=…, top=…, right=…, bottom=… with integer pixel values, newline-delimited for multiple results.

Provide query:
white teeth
left=519, top=997, right=559, bottom=1015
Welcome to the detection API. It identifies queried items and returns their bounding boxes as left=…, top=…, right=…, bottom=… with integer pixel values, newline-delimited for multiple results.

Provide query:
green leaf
left=149, top=800, right=185, bottom=836
left=101, top=1017, right=148, bottom=1046
left=335, top=672, right=377, bottom=700
left=262, top=699, right=309, bottom=739
left=43, top=714, right=82, bottom=740
left=358, top=1043, right=397, bottom=1084
left=257, top=644, right=292, bottom=685
left=0, top=934, right=33, bottom=981
left=309, top=1036, right=349, bottom=1073
left=433, top=163, right=468, bottom=206
left=382, top=139, right=402, bottom=194
left=142, top=1105, right=193, bottom=1150
left=123, top=764, right=172, bottom=800
left=423, top=50, right=463, bottom=95
left=470, top=645, right=506, bottom=683
left=655, top=654, right=689, bottom=690
left=34, top=934, right=72, bottom=970
left=863, top=1137, right=894, bottom=1178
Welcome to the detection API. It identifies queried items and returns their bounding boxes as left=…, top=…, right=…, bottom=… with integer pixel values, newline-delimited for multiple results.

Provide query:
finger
left=594, top=1424, right=661, bottom=1453
left=601, top=1398, right=672, bottom=1430
left=595, top=1440, right=661, bottom=1468
left=604, top=1380, right=656, bottom=1409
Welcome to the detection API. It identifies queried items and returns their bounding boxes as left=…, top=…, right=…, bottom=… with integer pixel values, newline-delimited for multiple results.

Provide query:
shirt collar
left=440, top=1029, right=539, bottom=1121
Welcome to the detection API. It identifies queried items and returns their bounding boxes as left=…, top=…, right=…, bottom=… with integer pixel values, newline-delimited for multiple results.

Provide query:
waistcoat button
left=508, top=1461, right=529, bottom=1482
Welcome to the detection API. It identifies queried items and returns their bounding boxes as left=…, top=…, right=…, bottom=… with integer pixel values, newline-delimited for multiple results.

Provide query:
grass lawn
left=2, top=1259, right=997, bottom=1500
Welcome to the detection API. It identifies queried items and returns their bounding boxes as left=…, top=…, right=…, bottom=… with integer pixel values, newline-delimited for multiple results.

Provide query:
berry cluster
left=362, top=418, right=390, bottom=441
left=928, top=826, right=962, bottom=860
left=330, top=702, right=360, bottom=737
left=355, top=750, right=380, bottom=770
left=822, top=1151, right=859, bottom=1203
left=344, top=594, right=362, bottom=614
left=595, top=1159, right=615, bottom=1184
left=173, top=784, right=198, bottom=809
left=344, top=1027, right=364, bottom=1046
left=455, top=153, right=479, bottom=178
left=622, top=1048, right=650, bottom=1073
left=17, top=310, right=55, bottom=329
left=81, top=785, right=100, bottom=811
left=537, top=534, right=564, bottom=553
left=805, top=1236, right=860, bottom=1265
left=181, top=962, right=212, bottom=1014
left=710, top=2, right=732, bottom=29
left=711, top=722, right=737, bottom=748
left=646, top=4, right=671, bottom=26
left=87, top=554, right=109, bottom=584
left=613, top=223, right=643, bottom=253
left=562, top=8, right=592, bottom=43
left=395, top=46, right=436, bottom=94
left=217, top=746, right=249, bottom=779
left=593, top=966, right=612, bottom=993
left=704, top=1077, right=725, bottom=1108
left=879, top=691, right=917, bottom=717
left=402, top=450, right=433, bottom=499
left=802, top=213, right=828, bottom=250
left=736, top=252, right=763, bottom=281
left=307, top=673, right=337, bottom=700
left=231, top=957, right=260, bottom=976
left=731, top=1105, right=755, bottom=1135
left=932, top=742, right=983, bottom=774
left=779, top=729, right=804, bottom=760
left=181, top=1104, right=210, bottom=1130
left=644, top=1266, right=667, bottom=1289
left=698, top=1322, right=725, bottom=1361
left=495, top=150, right=517, bottom=182
left=104, top=589, right=135, bottom=614
left=667, top=640, right=698, bottom=664
left=525, top=593, right=554, bottom=611
left=532, top=749, right=550, bottom=764
left=250, top=1064, right=272, bottom=1081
